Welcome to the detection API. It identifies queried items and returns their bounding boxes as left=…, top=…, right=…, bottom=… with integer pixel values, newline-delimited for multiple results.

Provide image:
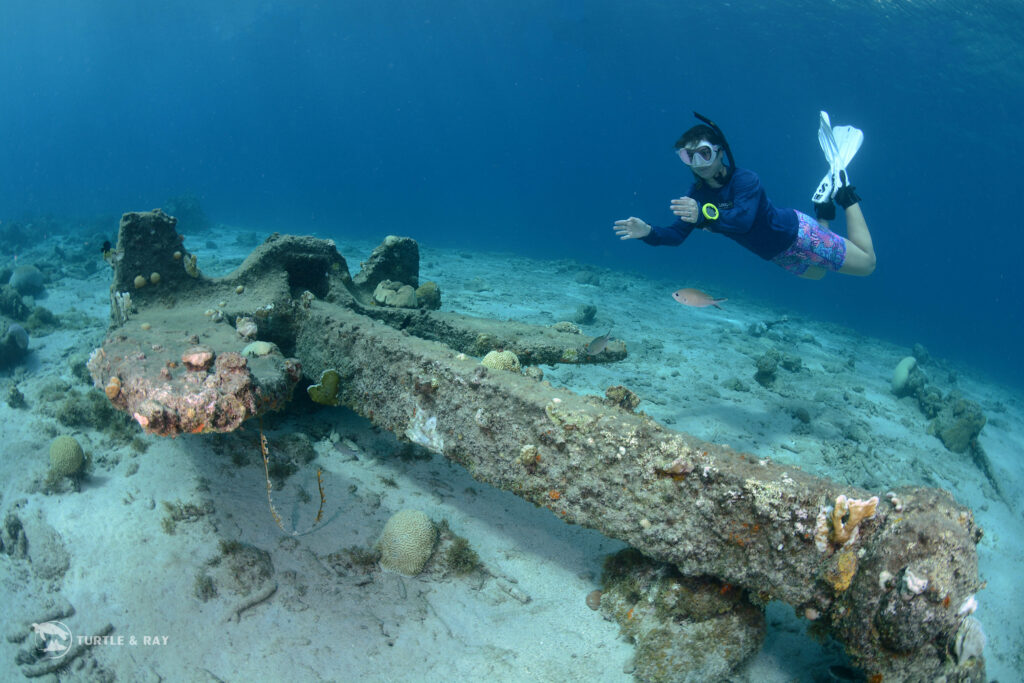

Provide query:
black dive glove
left=814, top=201, right=836, bottom=221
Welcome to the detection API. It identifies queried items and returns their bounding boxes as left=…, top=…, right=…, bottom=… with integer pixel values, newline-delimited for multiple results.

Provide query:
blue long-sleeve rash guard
left=642, top=167, right=799, bottom=260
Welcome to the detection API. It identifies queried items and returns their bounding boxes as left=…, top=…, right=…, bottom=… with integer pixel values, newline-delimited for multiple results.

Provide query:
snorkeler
left=613, top=112, right=876, bottom=279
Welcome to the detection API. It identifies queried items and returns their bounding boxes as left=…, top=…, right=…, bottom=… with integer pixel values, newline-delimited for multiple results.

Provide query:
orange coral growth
left=727, top=521, right=761, bottom=547
left=829, top=494, right=879, bottom=546
left=548, top=489, right=561, bottom=500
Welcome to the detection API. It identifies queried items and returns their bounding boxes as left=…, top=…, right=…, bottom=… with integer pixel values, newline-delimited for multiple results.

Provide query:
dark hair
left=674, top=124, right=725, bottom=151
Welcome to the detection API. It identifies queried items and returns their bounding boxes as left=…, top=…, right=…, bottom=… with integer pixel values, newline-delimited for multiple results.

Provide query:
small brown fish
left=586, top=330, right=613, bottom=355
left=672, top=288, right=727, bottom=309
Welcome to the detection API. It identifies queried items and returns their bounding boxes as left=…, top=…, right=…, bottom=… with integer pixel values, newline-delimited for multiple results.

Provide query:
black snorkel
left=693, top=111, right=735, bottom=184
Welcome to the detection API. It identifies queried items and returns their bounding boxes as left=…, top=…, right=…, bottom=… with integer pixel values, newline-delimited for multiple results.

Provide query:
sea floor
left=1, top=225, right=1021, bottom=682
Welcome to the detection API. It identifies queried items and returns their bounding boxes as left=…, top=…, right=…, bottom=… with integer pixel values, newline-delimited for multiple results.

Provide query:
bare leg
left=838, top=203, right=876, bottom=276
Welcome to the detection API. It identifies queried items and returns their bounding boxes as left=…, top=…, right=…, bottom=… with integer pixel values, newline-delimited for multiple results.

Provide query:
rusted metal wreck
left=88, top=209, right=986, bottom=682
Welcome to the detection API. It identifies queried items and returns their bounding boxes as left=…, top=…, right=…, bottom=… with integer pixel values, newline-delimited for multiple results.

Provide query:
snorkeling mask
left=677, top=141, right=720, bottom=167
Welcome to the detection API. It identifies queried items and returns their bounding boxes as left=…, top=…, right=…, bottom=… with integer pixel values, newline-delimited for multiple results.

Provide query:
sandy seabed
left=1, top=227, right=1021, bottom=682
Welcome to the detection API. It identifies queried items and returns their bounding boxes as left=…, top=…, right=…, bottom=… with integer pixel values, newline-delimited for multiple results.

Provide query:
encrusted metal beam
left=292, top=298, right=984, bottom=682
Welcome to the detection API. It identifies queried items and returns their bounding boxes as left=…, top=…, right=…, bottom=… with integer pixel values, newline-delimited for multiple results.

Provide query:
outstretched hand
left=670, top=197, right=700, bottom=223
left=613, top=217, right=652, bottom=240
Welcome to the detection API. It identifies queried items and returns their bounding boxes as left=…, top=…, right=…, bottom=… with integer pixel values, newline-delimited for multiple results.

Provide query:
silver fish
left=586, top=330, right=613, bottom=356
left=672, top=288, right=727, bottom=309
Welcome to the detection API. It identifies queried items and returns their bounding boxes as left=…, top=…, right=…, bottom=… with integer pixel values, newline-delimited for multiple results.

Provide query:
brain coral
left=9, top=264, right=45, bottom=295
left=376, top=509, right=437, bottom=575
left=481, top=350, right=521, bottom=373
left=49, top=435, right=85, bottom=478
left=415, top=281, right=441, bottom=310
left=7, top=323, right=29, bottom=350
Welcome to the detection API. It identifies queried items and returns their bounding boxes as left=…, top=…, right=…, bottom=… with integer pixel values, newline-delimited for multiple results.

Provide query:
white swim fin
left=811, top=111, right=863, bottom=204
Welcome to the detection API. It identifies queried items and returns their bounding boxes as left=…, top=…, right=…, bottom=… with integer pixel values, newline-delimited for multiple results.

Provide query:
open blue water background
left=2, top=0, right=1021, bottom=387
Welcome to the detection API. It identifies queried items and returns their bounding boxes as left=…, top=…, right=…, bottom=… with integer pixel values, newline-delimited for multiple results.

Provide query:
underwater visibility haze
left=1, top=0, right=1022, bottom=386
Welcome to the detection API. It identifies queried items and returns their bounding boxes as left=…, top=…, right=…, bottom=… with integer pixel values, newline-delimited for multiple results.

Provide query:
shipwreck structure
left=88, top=210, right=987, bottom=682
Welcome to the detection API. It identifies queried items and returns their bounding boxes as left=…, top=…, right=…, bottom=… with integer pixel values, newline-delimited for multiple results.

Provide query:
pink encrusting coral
left=88, top=327, right=301, bottom=437
left=180, top=345, right=215, bottom=371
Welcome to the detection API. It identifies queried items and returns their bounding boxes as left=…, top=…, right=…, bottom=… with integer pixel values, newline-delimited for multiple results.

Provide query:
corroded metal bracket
left=88, top=210, right=623, bottom=436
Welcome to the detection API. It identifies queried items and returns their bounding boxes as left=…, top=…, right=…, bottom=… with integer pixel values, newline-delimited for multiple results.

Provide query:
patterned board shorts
left=771, top=211, right=847, bottom=275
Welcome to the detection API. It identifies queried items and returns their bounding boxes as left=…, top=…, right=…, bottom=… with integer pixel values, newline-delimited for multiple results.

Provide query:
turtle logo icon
left=31, top=621, right=72, bottom=660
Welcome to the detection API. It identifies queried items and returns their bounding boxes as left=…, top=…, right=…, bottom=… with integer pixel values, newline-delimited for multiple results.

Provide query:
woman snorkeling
left=614, top=112, right=876, bottom=279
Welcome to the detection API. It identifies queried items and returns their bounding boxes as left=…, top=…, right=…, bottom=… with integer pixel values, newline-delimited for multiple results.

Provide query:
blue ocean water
left=1, top=0, right=1022, bottom=386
